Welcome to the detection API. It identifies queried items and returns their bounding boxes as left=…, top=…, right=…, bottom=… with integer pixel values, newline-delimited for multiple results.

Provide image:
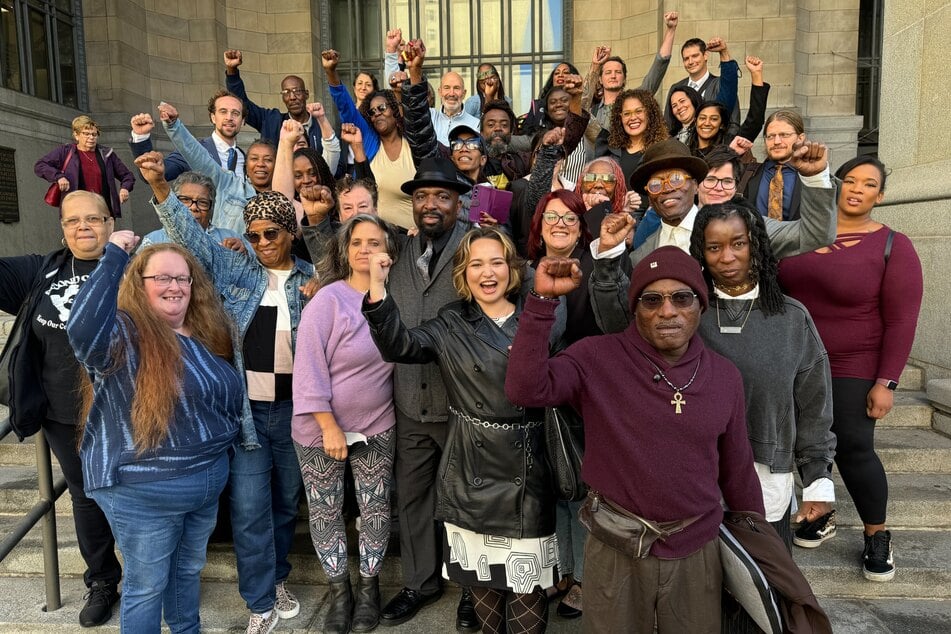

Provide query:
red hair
left=527, top=190, right=593, bottom=261
left=576, top=157, right=628, bottom=215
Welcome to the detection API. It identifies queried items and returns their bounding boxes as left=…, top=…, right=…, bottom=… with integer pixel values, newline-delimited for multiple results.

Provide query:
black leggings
left=831, top=377, right=888, bottom=525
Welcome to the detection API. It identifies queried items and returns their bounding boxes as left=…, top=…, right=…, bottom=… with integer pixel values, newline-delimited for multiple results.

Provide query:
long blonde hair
left=81, top=244, right=234, bottom=453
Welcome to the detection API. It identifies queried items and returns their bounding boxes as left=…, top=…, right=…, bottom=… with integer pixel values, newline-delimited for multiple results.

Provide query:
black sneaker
left=793, top=509, right=837, bottom=548
left=863, top=530, right=896, bottom=581
left=79, top=581, right=120, bottom=627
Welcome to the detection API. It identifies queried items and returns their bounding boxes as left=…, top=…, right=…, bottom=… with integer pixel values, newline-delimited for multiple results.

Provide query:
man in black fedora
left=376, top=156, right=479, bottom=631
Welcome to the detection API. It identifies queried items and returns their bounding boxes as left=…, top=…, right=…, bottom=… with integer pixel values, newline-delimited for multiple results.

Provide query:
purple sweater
left=778, top=226, right=923, bottom=382
left=505, top=295, right=764, bottom=559
left=292, top=281, right=395, bottom=447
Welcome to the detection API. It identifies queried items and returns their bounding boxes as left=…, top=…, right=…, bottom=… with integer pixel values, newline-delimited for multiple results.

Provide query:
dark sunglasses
left=367, top=103, right=389, bottom=117
left=244, top=227, right=283, bottom=244
left=638, top=290, right=697, bottom=310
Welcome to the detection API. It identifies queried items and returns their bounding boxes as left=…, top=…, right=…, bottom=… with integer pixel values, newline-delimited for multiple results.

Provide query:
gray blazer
left=388, top=220, right=470, bottom=423
left=590, top=178, right=839, bottom=333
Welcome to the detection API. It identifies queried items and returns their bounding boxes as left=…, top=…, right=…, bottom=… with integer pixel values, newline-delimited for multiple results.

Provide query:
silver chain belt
left=448, top=406, right=544, bottom=431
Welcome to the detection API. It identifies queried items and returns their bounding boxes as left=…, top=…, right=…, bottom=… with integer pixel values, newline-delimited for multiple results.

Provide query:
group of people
left=11, top=11, right=923, bottom=634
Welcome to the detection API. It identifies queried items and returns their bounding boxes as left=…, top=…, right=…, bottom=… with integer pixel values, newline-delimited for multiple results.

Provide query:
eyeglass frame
left=449, top=137, right=484, bottom=153
left=244, top=227, right=284, bottom=244
left=582, top=173, right=617, bottom=184
left=141, top=274, right=194, bottom=288
left=541, top=211, right=580, bottom=226
left=280, top=87, right=307, bottom=97
left=700, top=176, right=737, bottom=191
left=367, top=103, right=390, bottom=117
left=637, top=290, right=697, bottom=310
left=645, top=171, right=693, bottom=195
left=177, top=195, right=213, bottom=212
left=61, top=215, right=111, bottom=230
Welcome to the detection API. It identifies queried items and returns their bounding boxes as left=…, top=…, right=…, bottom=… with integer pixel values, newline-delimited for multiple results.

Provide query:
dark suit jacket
left=741, top=161, right=803, bottom=221
left=129, top=134, right=242, bottom=182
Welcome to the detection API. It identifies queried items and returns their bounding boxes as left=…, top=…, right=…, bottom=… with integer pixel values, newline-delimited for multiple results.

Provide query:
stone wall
left=877, top=0, right=951, bottom=380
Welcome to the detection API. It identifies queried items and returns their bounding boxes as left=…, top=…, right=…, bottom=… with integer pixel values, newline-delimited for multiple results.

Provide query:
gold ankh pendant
left=671, top=391, right=686, bottom=414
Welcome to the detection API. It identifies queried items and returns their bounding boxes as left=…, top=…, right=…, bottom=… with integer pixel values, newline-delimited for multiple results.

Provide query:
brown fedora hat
left=629, top=139, right=709, bottom=193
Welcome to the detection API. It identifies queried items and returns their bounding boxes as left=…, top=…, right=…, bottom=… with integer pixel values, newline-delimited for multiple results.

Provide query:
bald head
left=439, top=71, right=466, bottom=115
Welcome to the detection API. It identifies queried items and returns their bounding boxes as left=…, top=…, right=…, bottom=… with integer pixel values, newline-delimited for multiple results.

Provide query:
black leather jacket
left=363, top=293, right=558, bottom=538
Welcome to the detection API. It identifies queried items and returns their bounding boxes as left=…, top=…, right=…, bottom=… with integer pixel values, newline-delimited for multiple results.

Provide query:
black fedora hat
left=400, top=156, right=473, bottom=195
left=629, top=139, right=708, bottom=193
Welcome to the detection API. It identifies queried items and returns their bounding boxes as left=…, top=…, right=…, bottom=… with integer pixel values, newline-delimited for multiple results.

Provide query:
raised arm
left=735, top=56, right=769, bottom=142
left=67, top=233, right=138, bottom=373
left=309, top=102, right=341, bottom=174
left=273, top=119, right=307, bottom=225
left=766, top=141, right=836, bottom=258
left=588, top=213, right=635, bottom=333
left=384, top=27, right=403, bottom=84
left=158, top=103, right=243, bottom=198
left=322, top=49, right=381, bottom=160
left=128, top=113, right=191, bottom=181
left=401, top=39, right=441, bottom=167
left=707, top=38, right=738, bottom=113
left=223, top=49, right=269, bottom=133
left=581, top=45, right=610, bottom=113
left=637, top=12, right=678, bottom=94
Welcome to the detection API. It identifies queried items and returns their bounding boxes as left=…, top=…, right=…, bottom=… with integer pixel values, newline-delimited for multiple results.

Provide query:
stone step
left=796, top=527, right=951, bottom=600
left=876, top=427, right=951, bottom=473
left=825, top=472, right=951, bottom=529
left=878, top=391, right=933, bottom=428
left=899, top=365, right=924, bottom=392
left=0, top=575, right=947, bottom=633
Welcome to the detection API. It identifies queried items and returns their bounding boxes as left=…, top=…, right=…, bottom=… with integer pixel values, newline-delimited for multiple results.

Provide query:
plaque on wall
left=0, top=147, right=19, bottom=224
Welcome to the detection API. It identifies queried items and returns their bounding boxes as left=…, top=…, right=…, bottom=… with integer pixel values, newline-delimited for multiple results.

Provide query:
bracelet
left=530, top=289, right=557, bottom=301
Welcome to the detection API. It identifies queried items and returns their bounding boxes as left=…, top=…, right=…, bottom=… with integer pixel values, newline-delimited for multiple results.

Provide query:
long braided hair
left=690, top=199, right=786, bottom=316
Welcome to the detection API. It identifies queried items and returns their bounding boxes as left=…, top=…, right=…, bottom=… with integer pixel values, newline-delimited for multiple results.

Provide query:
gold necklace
left=713, top=280, right=753, bottom=294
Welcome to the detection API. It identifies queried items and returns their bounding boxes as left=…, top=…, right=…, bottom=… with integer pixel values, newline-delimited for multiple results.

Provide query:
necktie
left=416, top=240, right=433, bottom=285
left=226, top=147, right=238, bottom=172
left=767, top=165, right=784, bottom=221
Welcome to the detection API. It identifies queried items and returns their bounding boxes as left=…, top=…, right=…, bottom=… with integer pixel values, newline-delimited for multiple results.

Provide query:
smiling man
left=223, top=48, right=327, bottom=155
left=429, top=71, right=481, bottom=146
left=742, top=110, right=810, bottom=221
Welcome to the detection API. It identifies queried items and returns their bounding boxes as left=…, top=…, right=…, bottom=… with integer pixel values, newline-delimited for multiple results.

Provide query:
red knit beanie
left=627, top=246, right=709, bottom=314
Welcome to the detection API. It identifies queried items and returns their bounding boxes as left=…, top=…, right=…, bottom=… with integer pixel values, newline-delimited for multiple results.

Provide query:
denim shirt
left=163, top=118, right=258, bottom=234
left=154, top=194, right=314, bottom=449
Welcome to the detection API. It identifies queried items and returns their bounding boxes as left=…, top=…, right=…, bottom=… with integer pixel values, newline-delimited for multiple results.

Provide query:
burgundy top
left=778, top=226, right=923, bottom=382
left=505, top=295, right=764, bottom=559
left=78, top=150, right=103, bottom=197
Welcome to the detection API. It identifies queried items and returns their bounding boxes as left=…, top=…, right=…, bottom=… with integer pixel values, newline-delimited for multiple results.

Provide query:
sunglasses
left=542, top=211, right=579, bottom=226
left=638, top=290, right=697, bottom=310
left=450, top=138, right=483, bottom=153
left=582, top=173, right=616, bottom=184
left=646, top=171, right=692, bottom=195
left=244, top=227, right=283, bottom=244
left=367, top=103, right=389, bottom=117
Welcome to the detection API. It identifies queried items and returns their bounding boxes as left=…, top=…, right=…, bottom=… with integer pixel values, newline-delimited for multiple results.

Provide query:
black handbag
left=544, top=405, right=586, bottom=501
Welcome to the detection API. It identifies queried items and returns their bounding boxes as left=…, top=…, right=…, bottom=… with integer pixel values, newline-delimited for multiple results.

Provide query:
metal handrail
left=0, top=417, right=65, bottom=611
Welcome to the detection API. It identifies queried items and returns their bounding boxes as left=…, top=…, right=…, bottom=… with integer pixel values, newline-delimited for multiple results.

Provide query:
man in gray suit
left=377, top=156, right=479, bottom=631
left=589, top=139, right=836, bottom=333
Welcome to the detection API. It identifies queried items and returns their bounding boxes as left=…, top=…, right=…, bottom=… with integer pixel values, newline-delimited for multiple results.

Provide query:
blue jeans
left=555, top=498, right=586, bottom=581
left=230, top=399, right=303, bottom=613
left=89, top=452, right=229, bottom=634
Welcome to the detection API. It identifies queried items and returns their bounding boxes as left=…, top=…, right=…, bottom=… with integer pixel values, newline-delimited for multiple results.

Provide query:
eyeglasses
left=280, top=88, right=306, bottom=97
left=61, top=215, right=110, bottom=229
left=621, top=107, right=646, bottom=118
left=367, top=103, right=389, bottom=117
left=638, top=291, right=697, bottom=310
left=765, top=131, right=796, bottom=142
left=646, top=171, right=692, bottom=195
left=542, top=211, right=580, bottom=226
left=582, top=173, right=616, bottom=184
left=142, top=274, right=193, bottom=288
left=700, top=176, right=737, bottom=191
left=449, top=138, right=483, bottom=152
left=244, top=227, right=283, bottom=244
left=77, top=131, right=99, bottom=138
left=177, top=195, right=213, bottom=212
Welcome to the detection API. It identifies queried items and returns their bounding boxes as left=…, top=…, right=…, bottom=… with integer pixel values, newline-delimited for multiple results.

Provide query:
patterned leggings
left=295, top=428, right=395, bottom=581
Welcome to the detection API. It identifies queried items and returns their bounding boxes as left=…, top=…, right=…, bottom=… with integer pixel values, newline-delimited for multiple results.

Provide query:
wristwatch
left=876, top=378, right=898, bottom=391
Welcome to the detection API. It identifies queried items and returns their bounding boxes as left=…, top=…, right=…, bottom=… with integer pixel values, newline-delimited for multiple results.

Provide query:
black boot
left=351, top=575, right=381, bottom=632
left=324, top=577, right=354, bottom=634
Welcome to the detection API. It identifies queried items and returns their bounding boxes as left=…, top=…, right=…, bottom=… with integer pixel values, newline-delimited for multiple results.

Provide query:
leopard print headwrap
left=242, top=190, right=298, bottom=235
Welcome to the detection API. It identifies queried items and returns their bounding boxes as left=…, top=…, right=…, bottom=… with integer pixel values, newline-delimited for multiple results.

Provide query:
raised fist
left=592, top=46, right=611, bottom=66
left=321, top=50, right=340, bottom=71
left=534, top=256, right=583, bottom=298
left=157, top=102, right=179, bottom=125
left=223, top=49, right=242, bottom=70
left=130, top=112, right=155, bottom=136
left=664, top=12, right=679, bottom=29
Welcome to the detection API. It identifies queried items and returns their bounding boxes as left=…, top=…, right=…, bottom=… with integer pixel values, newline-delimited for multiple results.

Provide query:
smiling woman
left=363, top=227, right=560, bottom=634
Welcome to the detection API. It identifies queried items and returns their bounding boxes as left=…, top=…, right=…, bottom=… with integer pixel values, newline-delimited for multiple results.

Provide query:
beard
left=486, top=135, right=513, bottom=158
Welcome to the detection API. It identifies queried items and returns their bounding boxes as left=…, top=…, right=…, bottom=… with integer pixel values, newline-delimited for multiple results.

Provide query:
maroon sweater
left=505, top=295, right=764, bottom=559
left=778, top=226, right=923, bottom=382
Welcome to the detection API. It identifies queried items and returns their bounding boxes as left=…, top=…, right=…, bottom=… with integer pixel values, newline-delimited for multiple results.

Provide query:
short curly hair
left=607, top=89, right=668, bottom=151
left=358, top=89, right=404, bottom=137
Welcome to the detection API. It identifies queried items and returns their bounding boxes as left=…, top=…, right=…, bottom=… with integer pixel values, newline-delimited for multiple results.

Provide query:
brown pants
left=582, top=534, right=721, bottom=633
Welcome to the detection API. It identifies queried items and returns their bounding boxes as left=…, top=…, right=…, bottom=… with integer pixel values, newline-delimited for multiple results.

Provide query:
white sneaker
left=274, top=581, right=301, bottom=619
left=246, top=610, right=279, bottom=634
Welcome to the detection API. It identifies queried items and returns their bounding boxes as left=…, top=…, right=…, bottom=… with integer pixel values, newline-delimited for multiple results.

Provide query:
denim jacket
left=164, top=118, right=257, bottom=234
left=154, top=194, right=314, bottom=449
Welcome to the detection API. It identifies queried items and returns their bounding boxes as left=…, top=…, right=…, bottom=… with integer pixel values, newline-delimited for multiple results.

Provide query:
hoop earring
left=61, top=238, right=67, bottom=247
